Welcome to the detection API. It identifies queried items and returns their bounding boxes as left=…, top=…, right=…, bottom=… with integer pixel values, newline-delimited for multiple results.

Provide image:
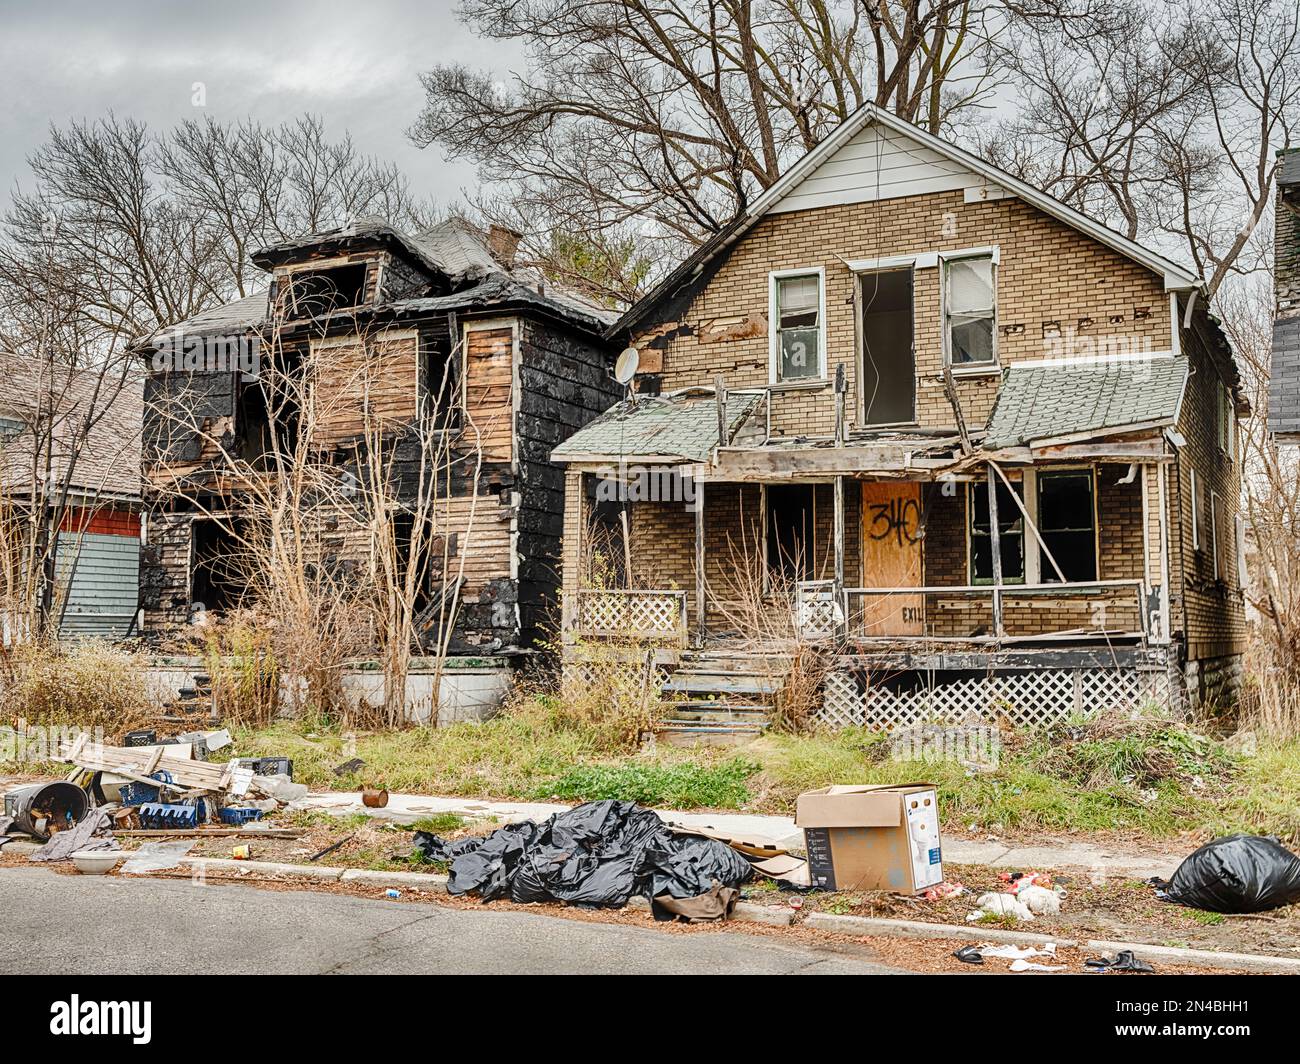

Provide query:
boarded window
left=945, top=255, right=996, bottom=366
left=773, top=273, right=822, bottom=381
left=969, top=479, right=1024, bottom=583
left=1037, top=470, right=1096, bottom=582
left=464, top=326, right=514, bottom=463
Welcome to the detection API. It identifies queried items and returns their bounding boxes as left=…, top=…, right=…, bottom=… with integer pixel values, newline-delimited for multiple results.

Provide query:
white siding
left=766, top=122, right=976, bottom=215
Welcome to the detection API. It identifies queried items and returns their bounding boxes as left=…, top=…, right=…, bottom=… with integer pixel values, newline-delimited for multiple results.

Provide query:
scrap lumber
left=52, top=739, right=274, bottom=797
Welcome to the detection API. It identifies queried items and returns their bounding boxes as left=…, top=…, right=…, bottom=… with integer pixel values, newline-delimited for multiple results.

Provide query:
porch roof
left=984, top=355, right=1187, bottom=448
left=551, top=388, right=764, bottom=463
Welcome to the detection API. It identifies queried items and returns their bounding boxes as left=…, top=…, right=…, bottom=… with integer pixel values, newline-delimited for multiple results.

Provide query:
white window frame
left=941, top=248, right=1000, bottom=375
left=768, top=267, right=827, bottom=387
left=1218, top=383, right=1236, bottom=459
left=1210, top=491, right=1220, bottom=579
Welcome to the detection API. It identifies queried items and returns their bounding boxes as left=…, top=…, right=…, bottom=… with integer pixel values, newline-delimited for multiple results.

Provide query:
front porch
left=560, top=455, right=1177, bottom=736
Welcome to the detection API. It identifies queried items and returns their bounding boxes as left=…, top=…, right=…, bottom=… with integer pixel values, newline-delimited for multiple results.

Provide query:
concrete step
left=654, top=722, right=766, bottom=748
left=662, top=672, right=783, bottom=696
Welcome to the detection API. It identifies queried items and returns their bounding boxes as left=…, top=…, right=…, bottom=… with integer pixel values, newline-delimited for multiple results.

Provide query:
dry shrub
left=195, top=609, right=281, bottom=728
left=709, top=534, right=832, bottom=732
left=1, top=639, right=152, bottom=734
left=549, top=639, right=660, bottom=753
left=1238, top=637, right=1300, bottom=740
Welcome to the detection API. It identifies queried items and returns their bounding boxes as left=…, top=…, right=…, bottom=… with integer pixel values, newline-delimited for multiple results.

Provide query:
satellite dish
left=614, top=347, right=640, bottom=385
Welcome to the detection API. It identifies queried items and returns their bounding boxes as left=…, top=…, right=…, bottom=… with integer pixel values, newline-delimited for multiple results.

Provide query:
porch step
left=653, top=720, right=767, bottom=748
left=661, top=671, right=783, bottom=696
left=661, top=701, right=771, bottom=723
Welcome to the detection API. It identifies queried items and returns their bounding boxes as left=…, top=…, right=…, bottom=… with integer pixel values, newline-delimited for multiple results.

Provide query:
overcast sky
left=0, top=0, right=521, bottom=210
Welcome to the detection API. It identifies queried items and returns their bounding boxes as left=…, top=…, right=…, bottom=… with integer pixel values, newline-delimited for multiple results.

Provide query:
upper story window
left=944, top=254, right=996, bottom=368
left=770, top=269, right=824, bottom=383
left=283, top=263, right=370, bottom=318
left=1217, top=382, right=1235, bottom=458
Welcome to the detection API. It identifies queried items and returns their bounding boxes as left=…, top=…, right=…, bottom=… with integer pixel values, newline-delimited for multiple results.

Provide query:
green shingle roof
left=984, top=356, right=1187, bottom=448
left=552, top=390, right=764, bottom=463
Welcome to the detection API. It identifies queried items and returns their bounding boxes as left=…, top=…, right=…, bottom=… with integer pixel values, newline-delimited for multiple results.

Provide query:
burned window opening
left=423, top=336, right=460, bottom=431
left=190, top=517, right=247, bottom=615
left=285, top=264, right=369, bottom=318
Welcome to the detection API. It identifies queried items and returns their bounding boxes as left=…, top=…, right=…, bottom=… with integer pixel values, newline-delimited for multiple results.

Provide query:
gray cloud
left=0, top=0, right=524, bottom=212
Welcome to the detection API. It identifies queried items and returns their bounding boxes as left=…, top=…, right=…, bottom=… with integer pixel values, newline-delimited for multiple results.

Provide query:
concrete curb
left=338, top=868, right=449, bottom=892
left=625, top=895, right=794, bottom=926
left=801, top=911, right=1300, bottom=973
left=179, top=857, right=344, bottom=881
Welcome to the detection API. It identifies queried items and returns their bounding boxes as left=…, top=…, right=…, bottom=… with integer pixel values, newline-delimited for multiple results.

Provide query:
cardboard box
left=795, top=784, right=943, bottom=893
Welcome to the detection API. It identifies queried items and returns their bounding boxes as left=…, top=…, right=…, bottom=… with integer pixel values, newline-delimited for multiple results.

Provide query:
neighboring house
left=554, top=103, right=1248, bottom=742
left=1269, top=149, right=1300, bottom=441
left=0, top=352, right=144, bottom=639
left=136, top=218, right=618, bottom=660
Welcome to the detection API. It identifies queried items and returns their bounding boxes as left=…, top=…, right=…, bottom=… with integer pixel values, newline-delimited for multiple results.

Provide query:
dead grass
left=0, top=639, right=153, bottom=733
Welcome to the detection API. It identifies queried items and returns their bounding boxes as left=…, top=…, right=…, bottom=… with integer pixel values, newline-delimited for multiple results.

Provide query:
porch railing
left=798, top=579, right=1149, bottom=643
left=567, top=589, right=689, bottom=646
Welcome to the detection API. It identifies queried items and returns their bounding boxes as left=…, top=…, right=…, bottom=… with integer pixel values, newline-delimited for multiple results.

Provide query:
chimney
left=487, top=224, right=523, bottom=270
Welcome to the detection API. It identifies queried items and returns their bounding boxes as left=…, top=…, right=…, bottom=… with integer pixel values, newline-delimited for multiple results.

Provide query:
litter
left=413, top=799, right=753, bottom=918
left=362, top=786, right=389, bottom=808
left=1151, top=834, right=1300, bottom=914
left=385, top=888, right=401, bottom=899
left=1009, top=958, right=1066, bottom=972
left=120, top=840, right=193, bottom=874
left=1017, top=884, right=1062, bottom=915
left=29, top=809, right=118, bottom=862
left=953, top=945, right=984, bottom=964
left=1000, top=870, right=1054, bottom=894
left=333, top=758, right=365, bottom=776
left=923, top=880, right=966, bottom=901
left=977, top=942, right=1057, bottom=960
left=1086, top=950, right=1154, bottom=973
left=967, top=892, right=1035, bottom=922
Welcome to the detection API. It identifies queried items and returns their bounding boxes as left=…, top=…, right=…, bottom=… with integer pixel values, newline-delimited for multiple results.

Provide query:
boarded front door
left=859, top=482, right=924, bottom=636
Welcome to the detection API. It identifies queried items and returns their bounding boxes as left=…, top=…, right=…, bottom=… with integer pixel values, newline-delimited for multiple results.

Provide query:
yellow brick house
left=554, top=103, right=1248, bottom=743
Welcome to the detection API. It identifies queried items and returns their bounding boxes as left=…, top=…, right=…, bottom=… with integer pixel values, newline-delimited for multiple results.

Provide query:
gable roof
left=552, top=389, right=764, bottom=463
left=613, top=103, right=1202, bottom=338
left=984, top=355, right=1187, bottom=449
left=0, top=352, right=143, bottom=502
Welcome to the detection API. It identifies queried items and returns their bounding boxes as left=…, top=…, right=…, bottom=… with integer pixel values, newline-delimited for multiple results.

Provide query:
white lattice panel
left=819, top=666, right=1177, bottom=731
left=574, top=591, right=685, bottom=643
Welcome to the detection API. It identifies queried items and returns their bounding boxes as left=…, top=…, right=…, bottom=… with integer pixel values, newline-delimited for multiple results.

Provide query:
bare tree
left=410, top=0, right=1003, bottom=295
left=986, top=0, right=1299, bottom=300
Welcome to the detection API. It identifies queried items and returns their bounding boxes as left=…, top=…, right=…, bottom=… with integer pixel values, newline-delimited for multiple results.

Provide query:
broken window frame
left=278, top=260, right=372, bottom=320
left=968, top=477, right=1025, bottom=584
left=942, top=251, right=998, bottom=371
left=1217, top=382, right=1236, bottom=459
left=768, top=267, right=826, bottom=385
left=1034, top=468, right=1098, bottom=583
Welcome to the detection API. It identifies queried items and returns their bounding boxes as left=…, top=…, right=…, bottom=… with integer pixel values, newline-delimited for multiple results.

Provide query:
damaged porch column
left=986, top=464, right=1005, bottom=637
left=694, top=469, right=706, bottom=647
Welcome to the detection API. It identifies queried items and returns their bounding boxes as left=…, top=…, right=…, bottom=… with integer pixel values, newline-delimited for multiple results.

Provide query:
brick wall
left=635, top=189, right=1172, bottom=439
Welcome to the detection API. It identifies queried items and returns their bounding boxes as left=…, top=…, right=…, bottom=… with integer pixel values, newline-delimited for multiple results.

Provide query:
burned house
left=137, top=218, right=617, bottom=662
left=0, top=352, right=143, bottom=639
left=555, top=103, right=1248, bottom=742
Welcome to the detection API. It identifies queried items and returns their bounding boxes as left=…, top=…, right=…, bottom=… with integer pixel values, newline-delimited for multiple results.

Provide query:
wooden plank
left=857, top=482, right=924, bottom=636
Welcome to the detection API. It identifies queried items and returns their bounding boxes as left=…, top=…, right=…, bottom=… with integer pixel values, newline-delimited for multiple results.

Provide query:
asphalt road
left=0, top=867, right=908, bottom=975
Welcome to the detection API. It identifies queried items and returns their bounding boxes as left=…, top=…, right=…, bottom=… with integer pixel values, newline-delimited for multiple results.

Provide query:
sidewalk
left=295, top=790, right=1187, bottom=880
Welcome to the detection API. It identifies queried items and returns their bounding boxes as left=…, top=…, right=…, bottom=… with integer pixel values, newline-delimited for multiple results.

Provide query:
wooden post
left=694, top=473, right=707, bottom=647
left=834, top=362, right=847, bottom=444
left=714, top=375, right=728, bottom=457
left=833, top=474, right=845, bottom=636
left=986, top=465, right=1005, bottom=637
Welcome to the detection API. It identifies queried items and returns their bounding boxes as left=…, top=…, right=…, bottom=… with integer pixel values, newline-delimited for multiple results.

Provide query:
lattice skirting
left=560, top=648, right=675, bottom=706
left=819, top=666, right=1178, bottom=731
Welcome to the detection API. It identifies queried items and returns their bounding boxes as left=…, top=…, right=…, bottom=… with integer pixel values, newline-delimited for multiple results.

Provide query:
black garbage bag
left=413, top=799, right=752, bottom=913
left=1155, top=834, right=1300, bottom=913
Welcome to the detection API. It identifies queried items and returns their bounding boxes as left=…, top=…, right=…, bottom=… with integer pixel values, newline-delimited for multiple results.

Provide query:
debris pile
left=413, top=799, right=760, bottom=921
left=1, top=729, right=306, bottom=870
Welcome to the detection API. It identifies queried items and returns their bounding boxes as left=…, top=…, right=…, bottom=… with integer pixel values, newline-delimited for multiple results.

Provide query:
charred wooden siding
left=515, top=320, right=619, bottom=648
